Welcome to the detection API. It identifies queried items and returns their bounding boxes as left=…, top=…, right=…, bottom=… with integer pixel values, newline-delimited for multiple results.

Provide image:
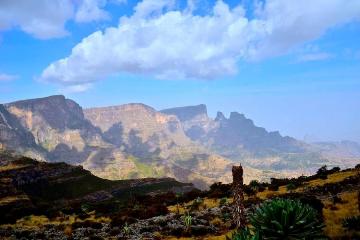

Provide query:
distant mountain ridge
left=0, top=95, right=357, bottom=188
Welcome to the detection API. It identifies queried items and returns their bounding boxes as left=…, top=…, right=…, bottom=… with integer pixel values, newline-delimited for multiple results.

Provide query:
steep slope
left=0, top=151, right=193, bottom=223
left=1, top=96, right=336, bottom=189
left=84, top=104, right=242, bottom=188
left=0, top=104, right=43, bottom=158
left=84, top=103, right=192, bottom=158
left=161, top=105, right=328, bottom=172
left=5, top=95, right=118, bottom=165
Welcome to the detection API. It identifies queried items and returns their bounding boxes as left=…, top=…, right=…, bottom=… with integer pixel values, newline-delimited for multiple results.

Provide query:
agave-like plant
left=183, top=213, right=192, bottom=232
left=250, top=198, right=324, bottom=239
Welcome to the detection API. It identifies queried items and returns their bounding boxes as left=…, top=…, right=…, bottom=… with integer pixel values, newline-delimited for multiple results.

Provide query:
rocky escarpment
left=84, top=103, right=239, bottom=189
left=0, top=105, right=41, bottom=155
left=161, top=105, right=327, bottom=172
left=0, top=95, right=345, bottom=189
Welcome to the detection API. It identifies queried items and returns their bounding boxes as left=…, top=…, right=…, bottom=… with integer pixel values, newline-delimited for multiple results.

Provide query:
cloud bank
left=0, top=0, right=124, bottom=39
left=40, top=0, right=360, bottom=87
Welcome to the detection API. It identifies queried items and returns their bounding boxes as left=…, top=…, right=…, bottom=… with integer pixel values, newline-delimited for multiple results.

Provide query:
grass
left=0, top=195, right=29, bottom=205
left=306, top=170, right=358, bottom=187
left=0, top=163, right=30, bottom=172
left=323, top=191, right=359, bottom=238
left=167, top=168, right=359, bottom=239
left=168, top=197, right=233, bottom=214
left=255, top=169, right=359, bottom=200
left=132, top=157, right=157, bottom=177
left=1, top=213, right=111, bottom=231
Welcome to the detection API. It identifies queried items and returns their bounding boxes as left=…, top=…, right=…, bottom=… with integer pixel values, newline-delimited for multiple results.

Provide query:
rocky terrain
left=0, top=151, right=194, bottom=224
left=0, top=95, right=358, bottom=188
left=0, top=151, right=358, bottom=239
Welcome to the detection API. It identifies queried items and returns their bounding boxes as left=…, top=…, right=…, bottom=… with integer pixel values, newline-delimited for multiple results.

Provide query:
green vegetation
left=183, top=213, right=192, bottom=231
left=131, top=157, right=158, bottom=177
left=219, top=197, right=228, bottom=206
left=226, top=227, right=260, bottom=240
left=250, top=199, right=324, bottom=239
left=286, top=183, right=296, bottom=191
left=122, top=222, right=131, bottom=235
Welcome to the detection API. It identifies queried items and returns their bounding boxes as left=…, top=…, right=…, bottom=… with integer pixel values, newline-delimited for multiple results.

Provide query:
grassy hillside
left=0, top=154, right=358, bottom=239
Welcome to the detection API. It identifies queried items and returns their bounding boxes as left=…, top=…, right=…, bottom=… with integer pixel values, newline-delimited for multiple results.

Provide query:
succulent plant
left=122, top=222, right=130, bottom=235
left=183, top=213, right=192, bottom=231
left=250, top=198, right=324, bottom=239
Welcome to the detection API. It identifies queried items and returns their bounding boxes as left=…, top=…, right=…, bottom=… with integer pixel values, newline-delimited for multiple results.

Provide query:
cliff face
left=160, top=105, right=326, bottom=172
left=84, top=103, right=192, bottom=158
left=83, top=103, right=239, bottom=189
left=0, top=104, right=40, bottom=154
left=1, top=95, right=349, bottom=189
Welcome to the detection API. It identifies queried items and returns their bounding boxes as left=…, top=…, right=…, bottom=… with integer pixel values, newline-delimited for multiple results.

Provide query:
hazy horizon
left=0, top=0, right=359, bottom=143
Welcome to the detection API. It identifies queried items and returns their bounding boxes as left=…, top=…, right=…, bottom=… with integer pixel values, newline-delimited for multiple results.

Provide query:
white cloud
left=40, top=0, right=360, bottom=86
left=0, top=0, right=74, bottom=39
left=0, top=0, right=125, bottom=39
left=0, top=73, right=18, bottom=81
left=75, top=0, right=110, bottom=23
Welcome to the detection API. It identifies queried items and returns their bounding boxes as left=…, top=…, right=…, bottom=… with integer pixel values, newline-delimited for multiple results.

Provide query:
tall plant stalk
left=232, top=165, right=246, bottom=229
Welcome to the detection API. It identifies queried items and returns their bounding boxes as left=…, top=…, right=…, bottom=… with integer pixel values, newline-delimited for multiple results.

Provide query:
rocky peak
left=215, top=111, right=226, bottom=122
left=161, top=104, right=208, bottom=122
left=6, top=95, right=86, bottom=131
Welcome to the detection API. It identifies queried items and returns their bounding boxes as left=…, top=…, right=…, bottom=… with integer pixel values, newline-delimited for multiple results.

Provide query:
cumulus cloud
left=40, top=0, right=360, bottom=86
left=75, top=0, right=110, bottom=23
left=0, top=73, right=18, bottom=81
left=0, top=0, right=125, bottom=39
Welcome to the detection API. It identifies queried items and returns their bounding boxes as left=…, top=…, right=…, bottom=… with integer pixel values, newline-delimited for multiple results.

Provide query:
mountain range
left=0, top=95, right=359, bottom=189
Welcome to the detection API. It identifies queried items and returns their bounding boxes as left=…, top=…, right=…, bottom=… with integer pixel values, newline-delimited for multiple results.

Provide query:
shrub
left=342, top=216, right=360, bottom=231
left=316, top=165, right=328, bottom=179
left=189, top=197, right=203, bottom=211
left=249, top=180, right=260, bottom=190
left=250, top=198, right=324, bottom=239
left=244, top=185, right=256, bottom=196
left=267, top=184, right=279, bottom=191
left=286, top=183, right=297, bottom=191
left=220, top=197, right=228, bottom=206
left=226, top=227, right=260, bottom=240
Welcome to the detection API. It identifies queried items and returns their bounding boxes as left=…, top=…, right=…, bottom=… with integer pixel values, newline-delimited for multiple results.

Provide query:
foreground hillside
left=0, top=152, right=358, bottom=239
left=0, top=151, right=193, bottom=224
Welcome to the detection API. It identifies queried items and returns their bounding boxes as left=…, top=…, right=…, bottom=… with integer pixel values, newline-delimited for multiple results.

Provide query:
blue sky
left=0, top=0, right=359, bottom=142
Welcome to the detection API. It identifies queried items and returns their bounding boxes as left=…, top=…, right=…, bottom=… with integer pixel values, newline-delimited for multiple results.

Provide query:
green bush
left=286, top=183, right=297, bottom=191
left=250, top=198, right=324, bottom=239
left=220, top=197, right=228, bottom=206
left=226, top=227, right=260, bottom=240
left=249, top=180, right=260, bottom=189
